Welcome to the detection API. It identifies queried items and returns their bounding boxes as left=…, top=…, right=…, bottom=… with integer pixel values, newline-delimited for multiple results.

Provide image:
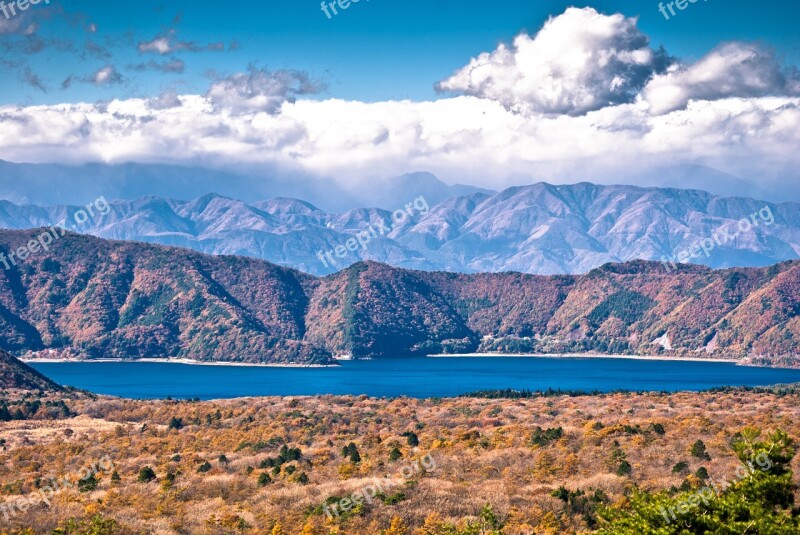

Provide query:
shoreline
left=23, top=353, right=793, bottom=369
left=21, top=357, right=335, bottom=368
left=426, top=352, right=742, bottom=364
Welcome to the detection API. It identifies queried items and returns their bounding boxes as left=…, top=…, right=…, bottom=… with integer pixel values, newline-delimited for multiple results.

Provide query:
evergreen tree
left=598, top=429, right=800, bottom=534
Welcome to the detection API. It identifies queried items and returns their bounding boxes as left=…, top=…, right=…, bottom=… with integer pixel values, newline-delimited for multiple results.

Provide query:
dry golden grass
left=0, top=390, right=798, bottom=534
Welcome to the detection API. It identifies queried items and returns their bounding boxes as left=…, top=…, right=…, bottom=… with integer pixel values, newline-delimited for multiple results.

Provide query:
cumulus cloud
left=643, top=42, right=800, bottom=114
left=206, top=67, right=326, bottom=114
left=91, top=65, right=124, bottom=85
left=436, top=7, right=671, bottom=116
left=2, top=6, right=799, bottom=194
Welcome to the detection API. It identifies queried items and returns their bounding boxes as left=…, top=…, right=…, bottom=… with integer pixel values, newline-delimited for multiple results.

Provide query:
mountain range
left=1, top=230, right=798, bottom=367
left=0, top=182, right=798, bottom=276
left=0, top=161, right=489, bottom=213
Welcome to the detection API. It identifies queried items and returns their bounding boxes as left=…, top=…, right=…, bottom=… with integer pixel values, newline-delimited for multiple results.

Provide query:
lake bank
left=21, top=357, right=333, bottom=368
left=428, top=352, right=741, bottom=364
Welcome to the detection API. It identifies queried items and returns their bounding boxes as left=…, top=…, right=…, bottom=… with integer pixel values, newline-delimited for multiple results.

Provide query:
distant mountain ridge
left=1, top=230, right=798, bottom=367
left=0, top=161, right=490, bottom=212
left=0, top=182, right=798, bottom=275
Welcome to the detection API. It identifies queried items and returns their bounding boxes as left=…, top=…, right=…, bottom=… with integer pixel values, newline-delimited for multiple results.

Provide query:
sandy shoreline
left=21, top=357, right=334, bottom=368
left=426, top=352, right=742, bottom=364
left=23, top=354, right=743, bottom=366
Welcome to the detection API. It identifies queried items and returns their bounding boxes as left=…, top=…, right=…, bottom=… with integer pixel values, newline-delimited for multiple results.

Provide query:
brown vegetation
left=2, top=230, right=800, bottom=367
left=1, top=388, right=799, bottom=534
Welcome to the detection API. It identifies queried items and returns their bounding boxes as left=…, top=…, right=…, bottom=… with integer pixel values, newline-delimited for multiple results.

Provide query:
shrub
left=78, top=474, right=98, bottom=492
left=167, top=417, right=183, bottom=430
left=402, top=431, right=419, bottom=447
left=138, top=466, right=156, bottom=483
left=671, top=461, right=688, bottom=474
left=691, top=440, right=711, bottom=460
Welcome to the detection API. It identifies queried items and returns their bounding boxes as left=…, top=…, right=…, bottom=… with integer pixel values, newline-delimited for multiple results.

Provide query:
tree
left=138, top=466, right=156, bottom=483
left=402, top=431, right=420, bottom=447
left=671, top=461, right=688, bottom=474
left=167, top=417, right=183, bottom=430
left=258, top=472, right=272, bottom=487
left=383, top=516, right=409, bottom=535
left=342, top=442, right=361, bottom=463
left=78, top=473, right=98, bottom=492
left=690, top=439, right=711, bottom=460
left=389, top=447, right=403, bottom=461
left=598, top=429, right=800, bottom=534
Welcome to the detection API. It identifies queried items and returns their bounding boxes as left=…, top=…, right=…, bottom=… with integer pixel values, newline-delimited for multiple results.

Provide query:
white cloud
left=0, top=93, right=797, bottom=191
left=206, top=67, right=326, bottom=115
left=1, top=7, right=798, bottom=194
left=137, top=35, right=228, bottom=54
left=436, top=7, right=670, bottom=116
left=137, top=37, right=171, bottom=54
left=91, top=65, right=123, bottom=85
left=643, top=43, right=800, bottom=114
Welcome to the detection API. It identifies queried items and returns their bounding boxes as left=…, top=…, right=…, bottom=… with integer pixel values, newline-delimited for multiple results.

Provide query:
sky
left=1, top=0, right=799, bottom=193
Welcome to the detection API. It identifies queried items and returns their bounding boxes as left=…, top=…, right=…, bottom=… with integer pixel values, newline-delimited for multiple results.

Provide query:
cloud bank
left=0, top=7, right=798, bottom=192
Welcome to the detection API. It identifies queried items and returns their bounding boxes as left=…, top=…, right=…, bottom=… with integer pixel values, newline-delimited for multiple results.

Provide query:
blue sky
left=2, top=0, right=798, bottom=104
left=0, top=0, right=798, bottom=195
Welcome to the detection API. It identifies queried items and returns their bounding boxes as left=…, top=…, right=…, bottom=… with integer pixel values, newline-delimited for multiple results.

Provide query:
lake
left=28, top=356, right=800, bottom=399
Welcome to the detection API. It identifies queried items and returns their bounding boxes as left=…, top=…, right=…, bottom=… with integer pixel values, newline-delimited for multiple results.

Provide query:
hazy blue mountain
left=0, top=183, right=798, bottom=275
left=0, top=161, right=490, bottom=212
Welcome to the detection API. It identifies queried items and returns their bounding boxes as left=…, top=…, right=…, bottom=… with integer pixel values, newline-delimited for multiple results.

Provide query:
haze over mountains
left=0, top=160, right=796, bottom=209
left=0, top=182, right=798, bottom=276
left=1, top=230, right=798, bottom=367
left=0, top=161, right=489, bottom=212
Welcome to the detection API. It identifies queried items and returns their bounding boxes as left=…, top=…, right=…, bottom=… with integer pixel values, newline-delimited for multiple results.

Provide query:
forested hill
left=0, top=349, right=63, bottom=391
left=1, top=229, right=798, bottom=367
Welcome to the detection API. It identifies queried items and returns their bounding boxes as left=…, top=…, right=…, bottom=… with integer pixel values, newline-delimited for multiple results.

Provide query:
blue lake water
left=28, top=357, right=800, bottom=399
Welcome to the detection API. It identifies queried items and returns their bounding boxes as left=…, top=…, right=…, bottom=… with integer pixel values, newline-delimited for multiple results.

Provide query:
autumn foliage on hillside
left=1, top=230, right=800, bottom=366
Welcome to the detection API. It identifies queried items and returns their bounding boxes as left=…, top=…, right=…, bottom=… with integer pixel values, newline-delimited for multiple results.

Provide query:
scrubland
left=1, top=388, right=799, bottom=534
